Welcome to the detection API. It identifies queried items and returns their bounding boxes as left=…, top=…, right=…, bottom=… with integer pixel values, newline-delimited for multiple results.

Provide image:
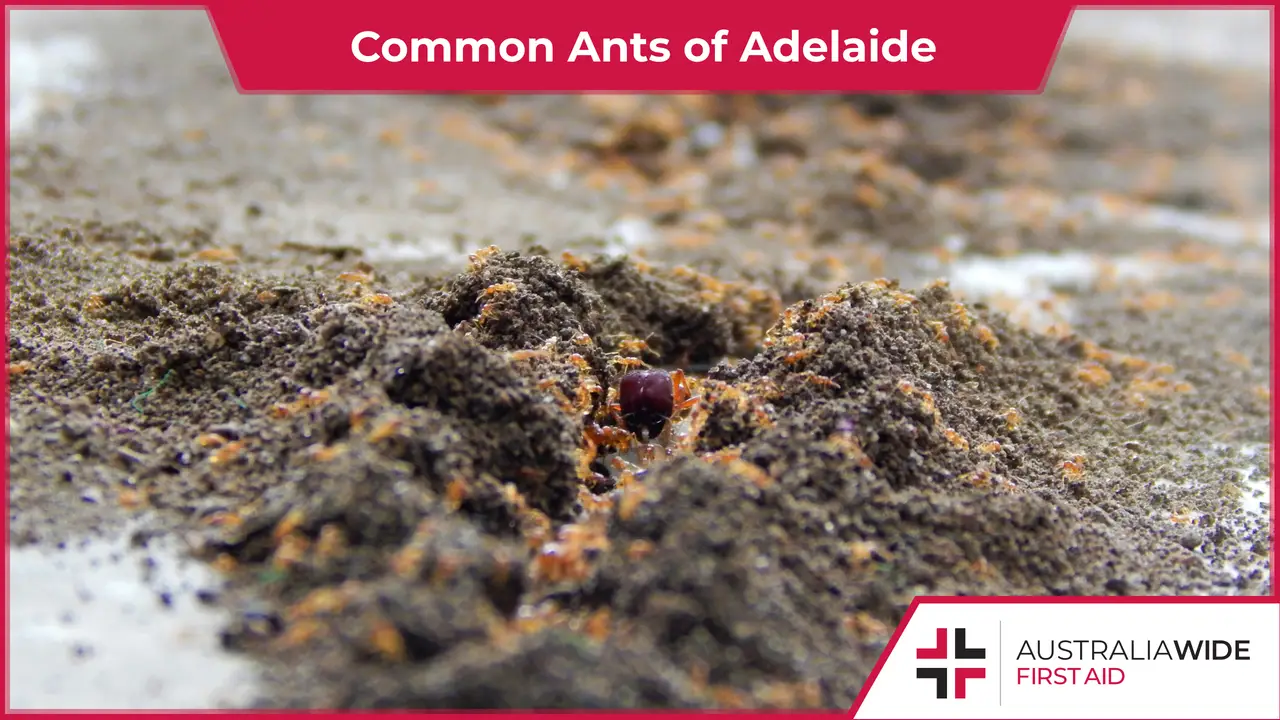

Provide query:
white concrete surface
left=8, top=529, right=260, bottom=709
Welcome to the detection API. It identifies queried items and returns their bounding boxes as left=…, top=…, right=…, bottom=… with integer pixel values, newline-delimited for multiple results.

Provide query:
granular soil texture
left=8, top=214, right=1269, bottom=708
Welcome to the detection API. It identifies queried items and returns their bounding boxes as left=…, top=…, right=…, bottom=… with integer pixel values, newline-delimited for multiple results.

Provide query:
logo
left=916, top=627, right=987, bottom=699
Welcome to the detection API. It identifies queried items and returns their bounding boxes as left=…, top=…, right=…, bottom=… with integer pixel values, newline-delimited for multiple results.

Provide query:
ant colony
left=579, top=365, right=701, bottom=489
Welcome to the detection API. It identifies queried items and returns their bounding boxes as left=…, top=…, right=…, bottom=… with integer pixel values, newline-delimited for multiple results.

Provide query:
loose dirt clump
left=327, top=628, right=712, bottom=709
left=583, top=258, right=737, bottom=366
left=370, top=329, right=583, bottom=523
left=427, top=247, right=607, bottom=352
left=580, top=256, right=780, bottom=365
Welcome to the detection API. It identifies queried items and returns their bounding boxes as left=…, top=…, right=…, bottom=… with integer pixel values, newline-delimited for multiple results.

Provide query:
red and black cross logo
left=916, top=628, right=987, bottom=699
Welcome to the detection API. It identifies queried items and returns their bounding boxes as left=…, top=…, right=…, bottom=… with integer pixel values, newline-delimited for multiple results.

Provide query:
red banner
left=202, top=0, right=1078, bottom=93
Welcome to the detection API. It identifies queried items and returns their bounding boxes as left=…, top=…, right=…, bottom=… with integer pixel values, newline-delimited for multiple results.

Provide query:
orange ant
left=613, top=356, right=649, bottom=372
left=615, top=335, right=657, bottom=358
left=584, top=422, right=634, bottom=452
left=479, top=282, right=517, bottom=299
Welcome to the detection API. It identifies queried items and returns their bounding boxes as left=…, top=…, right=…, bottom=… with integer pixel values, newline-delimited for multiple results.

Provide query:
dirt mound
left=3, top=221, right=1251, bottom=710
left=428, top=248, right=607, bottom=352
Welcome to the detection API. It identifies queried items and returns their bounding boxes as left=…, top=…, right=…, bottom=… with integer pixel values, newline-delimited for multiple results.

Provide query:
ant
left=609, top=368, right=699, bottom=442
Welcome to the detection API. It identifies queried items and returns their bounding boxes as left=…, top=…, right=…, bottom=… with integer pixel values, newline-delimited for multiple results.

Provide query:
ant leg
left=662, top=369, right=699, bottom=417
left=674, top=395, right=700, bottom=412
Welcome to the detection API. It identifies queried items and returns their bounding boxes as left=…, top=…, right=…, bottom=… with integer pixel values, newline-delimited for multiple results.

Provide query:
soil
left=7, top=10, right=1272, bottom=711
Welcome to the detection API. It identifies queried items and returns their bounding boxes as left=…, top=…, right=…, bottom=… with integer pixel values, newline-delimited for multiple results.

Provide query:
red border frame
left=2, top=2, right=1277, bottom=716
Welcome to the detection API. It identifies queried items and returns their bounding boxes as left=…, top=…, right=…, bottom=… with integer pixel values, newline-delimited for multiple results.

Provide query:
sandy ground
left=6, top=8, right=1273, bottom=710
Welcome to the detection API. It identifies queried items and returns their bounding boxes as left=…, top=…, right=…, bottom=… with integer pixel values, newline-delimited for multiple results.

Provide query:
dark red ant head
left=619, top=369, right=674, bottom=441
